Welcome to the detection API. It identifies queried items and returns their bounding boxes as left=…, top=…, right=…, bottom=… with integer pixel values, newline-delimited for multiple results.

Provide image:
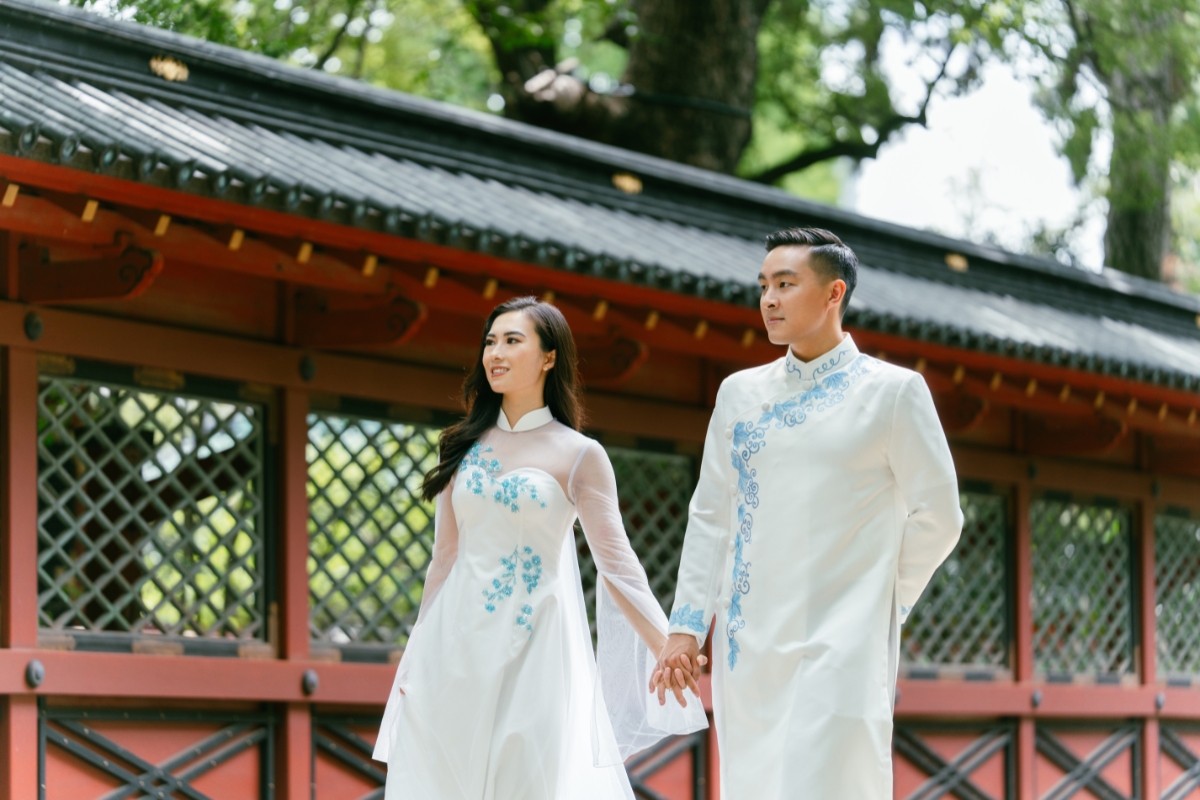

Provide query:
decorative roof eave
left=1, top=149, right=1199, bottom=402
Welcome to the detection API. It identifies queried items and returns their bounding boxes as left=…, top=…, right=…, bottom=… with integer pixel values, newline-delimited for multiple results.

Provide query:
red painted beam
left=0, top=299, right=713, bottom=441
left=3, top=154, right=1199, bottom=420
left=279, top=389, right=310, bottom=661
left=279, top=703, right=313, bottom=800
left=894, top=680, right=1200, bottom=720
left=0, top=156, right=760, bottom=327
left=952, top=445, right=1198, bottom=510
left=1, top=347, right=37, bottom=649
left=0, top=649, right=394, bottom=704
left=0, top=345, right=38, bottom=800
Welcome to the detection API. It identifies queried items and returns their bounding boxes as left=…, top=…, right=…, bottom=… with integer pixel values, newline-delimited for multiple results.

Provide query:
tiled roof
left=1, top=0, right=1198, bottom=390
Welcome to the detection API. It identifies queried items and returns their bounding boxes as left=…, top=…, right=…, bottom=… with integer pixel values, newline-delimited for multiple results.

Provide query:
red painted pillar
left=1014, top=481, right=1036, bottom=800
left=1139, top=501, right=1160, bottom=800
left=1, top=346, right=39, bottom=800
left=278, top=388, right=313, bottom=800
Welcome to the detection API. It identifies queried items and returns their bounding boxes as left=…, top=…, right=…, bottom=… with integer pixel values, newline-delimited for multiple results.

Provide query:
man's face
left=758, top=246, right=845, bottom=346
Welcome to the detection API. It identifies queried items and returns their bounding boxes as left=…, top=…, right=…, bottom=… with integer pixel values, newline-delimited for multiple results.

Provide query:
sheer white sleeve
left=414, top=485, right=459, bottom=626
left=373, top=482, right=459, bottom=762
left=570, top=439, right=708, bottom=763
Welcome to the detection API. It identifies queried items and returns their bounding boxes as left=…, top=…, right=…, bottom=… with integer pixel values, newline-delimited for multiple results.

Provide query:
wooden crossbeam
left=44, top=716, right=267, bottom=799
left=933, top=391, right=990, bottom=434
left=294, top=292, right=426, bottom=349
left=1161, top=727, right=1200, bottom=800
left=626, top=732, right=706, bottom=800
left=894, top=726, right=1007, bottom=800
left=1025, top=414, right=1128, bottom=457
left=1036, top=725, right=1138, bottom=800
left=577, top=335, right=649, bottom=387
left=312, top=723, right=387, bottom=786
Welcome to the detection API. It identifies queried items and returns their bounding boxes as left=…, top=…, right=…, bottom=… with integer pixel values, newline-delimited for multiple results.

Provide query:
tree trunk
left=612, top=0, right=771, bottom=172
left=474, top=0, right=770, bottom=175
left=1093, top=4, right=1184, bottom=282
left=1103, top=106, right=1171, bottom=280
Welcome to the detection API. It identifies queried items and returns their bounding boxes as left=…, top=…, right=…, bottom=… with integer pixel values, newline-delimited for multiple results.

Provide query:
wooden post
left=1139, top=500, right=1159, bottom=800
left=1, top=346, right=39, bottom=800
left=1014, top=481, right=1036, bottom=800
left=278, top=388, right=312, bottom=799
left=1, top=230, right=18, bottom=300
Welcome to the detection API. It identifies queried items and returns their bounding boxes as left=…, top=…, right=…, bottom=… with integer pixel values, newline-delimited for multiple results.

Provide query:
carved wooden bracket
left=1026, top=414, right=1127, bottom=457
left=935, top=391, right=990, bottom=434
left=294, top=292, right=426, bottom=348
left=19, top=244, right=162, bottom=303
left=577, top=336, right=649, bottom=387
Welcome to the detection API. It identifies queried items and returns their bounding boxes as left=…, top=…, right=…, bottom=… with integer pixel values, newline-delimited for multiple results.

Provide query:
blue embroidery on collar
left=786, top=348, right=850, bottom=381
left=669, top=604, right=707, bottom=633
left=813, top=350, right=847, bottom=377
left=725, top=355, right=876, bottom=670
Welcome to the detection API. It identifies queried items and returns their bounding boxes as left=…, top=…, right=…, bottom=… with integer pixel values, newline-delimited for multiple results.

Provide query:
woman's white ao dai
left=375, top=407, right=706, bottom=799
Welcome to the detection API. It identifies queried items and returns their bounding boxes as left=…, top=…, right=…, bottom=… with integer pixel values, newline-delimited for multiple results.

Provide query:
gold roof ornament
left=149, top=56, right=189, bottom=82
left=612, top=173, right=643, bottom=194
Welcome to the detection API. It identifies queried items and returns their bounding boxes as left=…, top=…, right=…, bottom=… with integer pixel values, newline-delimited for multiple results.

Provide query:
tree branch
left=748, top=42, right=955, bottom=184
left=315, top=1, right=358, bottom=70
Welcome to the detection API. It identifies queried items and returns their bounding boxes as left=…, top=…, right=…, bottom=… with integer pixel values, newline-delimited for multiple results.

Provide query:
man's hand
left=650, top=633, right=707, bottom=707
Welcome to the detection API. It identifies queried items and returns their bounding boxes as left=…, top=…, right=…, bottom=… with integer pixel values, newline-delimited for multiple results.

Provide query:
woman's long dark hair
left=420, top=296, right=581, bottom=501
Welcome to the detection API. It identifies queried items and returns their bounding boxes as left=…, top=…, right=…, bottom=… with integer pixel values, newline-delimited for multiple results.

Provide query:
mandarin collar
left=497, top=406, right=554, bottom=432
left=784, top=334, right=860, bottom=384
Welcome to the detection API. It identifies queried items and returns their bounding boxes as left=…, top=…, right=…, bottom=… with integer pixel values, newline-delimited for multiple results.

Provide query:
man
left=654, top=227, right=963, bottom=798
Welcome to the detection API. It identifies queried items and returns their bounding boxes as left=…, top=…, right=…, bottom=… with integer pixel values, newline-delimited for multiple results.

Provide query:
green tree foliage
left=76, top=0, right=498, bottom=104
left=990, top=0, right=1200, bottom=279
left=73, top=0, right=1200, bottom=281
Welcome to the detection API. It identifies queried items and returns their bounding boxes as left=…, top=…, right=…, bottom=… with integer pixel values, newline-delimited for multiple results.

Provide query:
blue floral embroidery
left=482, top=548, right=519, bottom=612
left=520, top=546, right=542, bottom=593
left=725, top=355, right=876, bottom=670
left=494, top=475, right=547, bottom=512
left=670, top=603, right=707, bottom=632
left=460, top=443, right=546, bottom=512
left=483, top=546, right=544, bottom=634
left=462, top=443, right=501, bottom=496
left=516, top=604, right=534, bottom=634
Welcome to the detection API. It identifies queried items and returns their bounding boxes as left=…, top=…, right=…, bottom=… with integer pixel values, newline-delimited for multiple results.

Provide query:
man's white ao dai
left=668, top=335, right=963, bottom=799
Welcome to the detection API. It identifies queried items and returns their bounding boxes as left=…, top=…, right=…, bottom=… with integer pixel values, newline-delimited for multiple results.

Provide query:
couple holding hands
left=373, top=228, right=964, bottom=799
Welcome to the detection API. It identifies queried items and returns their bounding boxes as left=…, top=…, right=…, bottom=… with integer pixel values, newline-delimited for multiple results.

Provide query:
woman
left=374, top=296, right=707, bottom=799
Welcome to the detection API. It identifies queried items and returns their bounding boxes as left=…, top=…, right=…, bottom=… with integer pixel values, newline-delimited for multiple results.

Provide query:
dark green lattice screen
left=902, top=489, right=1009, bottom=674
left=1031, top=496, right=1135, bottom=681
left=576, top=447, right=696, bottom=627
left=1156, top=509, right=1200, bottom=682
left=307, top=411, right=440, bottom=656
left=36, top=369, right=266, bottom=650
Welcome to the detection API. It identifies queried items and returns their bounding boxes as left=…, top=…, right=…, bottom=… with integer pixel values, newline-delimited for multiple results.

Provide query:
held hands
left=649, top=633, right=708, bottom=708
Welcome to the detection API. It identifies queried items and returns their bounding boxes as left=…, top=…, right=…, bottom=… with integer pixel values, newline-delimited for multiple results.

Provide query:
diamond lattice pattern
left=1031, top=498, right=1134, bottom=678
left=903, top=491, right=1009, bottom=668
left=307, top=413, right=439, bottom=646
left=1156, top=512, right=1200, bottom=679
left=576, top=448, right=695, bottom=626
left=36, top=377, right=265, bottom=638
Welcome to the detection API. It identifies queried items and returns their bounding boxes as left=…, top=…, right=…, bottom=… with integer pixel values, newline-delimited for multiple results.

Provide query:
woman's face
left=483, top=310, right=556, bottom=397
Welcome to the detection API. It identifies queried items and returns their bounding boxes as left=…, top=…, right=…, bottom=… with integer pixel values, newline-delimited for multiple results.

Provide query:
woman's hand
left=650, top=633, right=707, bottom=707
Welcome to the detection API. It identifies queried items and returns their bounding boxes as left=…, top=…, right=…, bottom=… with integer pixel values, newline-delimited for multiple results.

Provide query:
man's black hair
left=764, top=227, right=858, bottom=314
